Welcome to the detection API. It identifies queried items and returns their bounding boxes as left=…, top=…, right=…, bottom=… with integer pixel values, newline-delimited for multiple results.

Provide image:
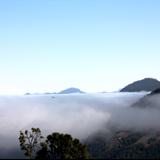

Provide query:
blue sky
left=0, top=0, right=160, bottom=94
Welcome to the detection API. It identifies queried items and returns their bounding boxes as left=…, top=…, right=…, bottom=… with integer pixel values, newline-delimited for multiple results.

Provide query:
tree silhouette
left=19, top=128, right=44, bottom=159
left=35, top=132, right=89, bottom=159
left=19, top=129, right=89, bottom=159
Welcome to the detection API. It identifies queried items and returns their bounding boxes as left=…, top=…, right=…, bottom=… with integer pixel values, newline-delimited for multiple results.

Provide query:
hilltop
left=120, top=78, right=160, bottom=92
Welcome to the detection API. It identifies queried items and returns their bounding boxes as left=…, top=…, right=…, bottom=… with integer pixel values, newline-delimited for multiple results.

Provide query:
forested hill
left=86, top=130, right=160, bottom=159
left=120, top=78, right=160, bottom=92
left=131, top=88, right=160, bottom=109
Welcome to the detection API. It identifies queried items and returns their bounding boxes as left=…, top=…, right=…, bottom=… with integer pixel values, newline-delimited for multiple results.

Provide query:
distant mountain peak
left=58, top=87, right=85, bottom=94
left=120, top=78, right=160, bottom=92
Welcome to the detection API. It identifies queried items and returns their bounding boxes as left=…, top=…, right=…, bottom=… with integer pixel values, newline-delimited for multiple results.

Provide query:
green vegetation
left=19, top=128, right=89, bottom=159
left=86, top=131, right=160, bottom=159
left=19, top=128, right=160, bottom=159
left=19, top=128, right=44, bottom=159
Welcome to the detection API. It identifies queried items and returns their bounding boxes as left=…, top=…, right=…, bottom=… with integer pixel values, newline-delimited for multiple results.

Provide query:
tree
left=19, top=129, right=89, bottom=159
left=19, top=128, right=44, bottom=159
left=35, top=132, right=89, bottom=159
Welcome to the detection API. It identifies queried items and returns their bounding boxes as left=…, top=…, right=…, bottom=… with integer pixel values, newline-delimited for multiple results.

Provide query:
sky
left=0, top=0, right=160, bottom=94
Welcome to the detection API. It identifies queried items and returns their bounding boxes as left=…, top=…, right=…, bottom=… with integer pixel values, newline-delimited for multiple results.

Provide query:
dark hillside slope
left=131, top=88, right=160, bottom=109
left=121, top=78, right=160, bottom=92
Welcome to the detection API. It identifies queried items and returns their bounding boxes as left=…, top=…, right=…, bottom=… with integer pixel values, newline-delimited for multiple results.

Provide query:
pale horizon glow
left=0, top=0, right=160, bottom=94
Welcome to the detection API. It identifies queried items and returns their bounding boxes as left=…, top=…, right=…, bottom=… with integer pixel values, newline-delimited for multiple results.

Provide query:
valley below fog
left=0, top=92, right=160, bottom=158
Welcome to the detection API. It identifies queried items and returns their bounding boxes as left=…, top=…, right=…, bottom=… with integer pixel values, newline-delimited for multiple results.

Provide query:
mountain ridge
left=120, top=78, right=160, bottom=92
left=131, top=87, right=160, bottom=108
left=57, top=87, right=85, bottom=94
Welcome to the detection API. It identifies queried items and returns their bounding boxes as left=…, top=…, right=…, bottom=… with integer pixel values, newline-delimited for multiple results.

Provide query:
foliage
left=19, top=129, right=89, bottom=159
left=86, top=131, right=160, bottom=159
left=35, top=132, right=89, bottom=159
left=19, top=128, right=44, bottom=159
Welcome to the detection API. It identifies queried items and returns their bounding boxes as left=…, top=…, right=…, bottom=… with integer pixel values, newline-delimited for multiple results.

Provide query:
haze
left=0, top=92, right=160, bottom=158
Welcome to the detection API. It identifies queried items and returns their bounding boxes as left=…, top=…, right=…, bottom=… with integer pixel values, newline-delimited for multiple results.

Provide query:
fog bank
left=0, top=92, right=160, bottom=158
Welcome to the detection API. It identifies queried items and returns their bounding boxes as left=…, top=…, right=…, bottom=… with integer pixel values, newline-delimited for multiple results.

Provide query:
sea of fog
left=0, top=92, right=160, bottom=158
